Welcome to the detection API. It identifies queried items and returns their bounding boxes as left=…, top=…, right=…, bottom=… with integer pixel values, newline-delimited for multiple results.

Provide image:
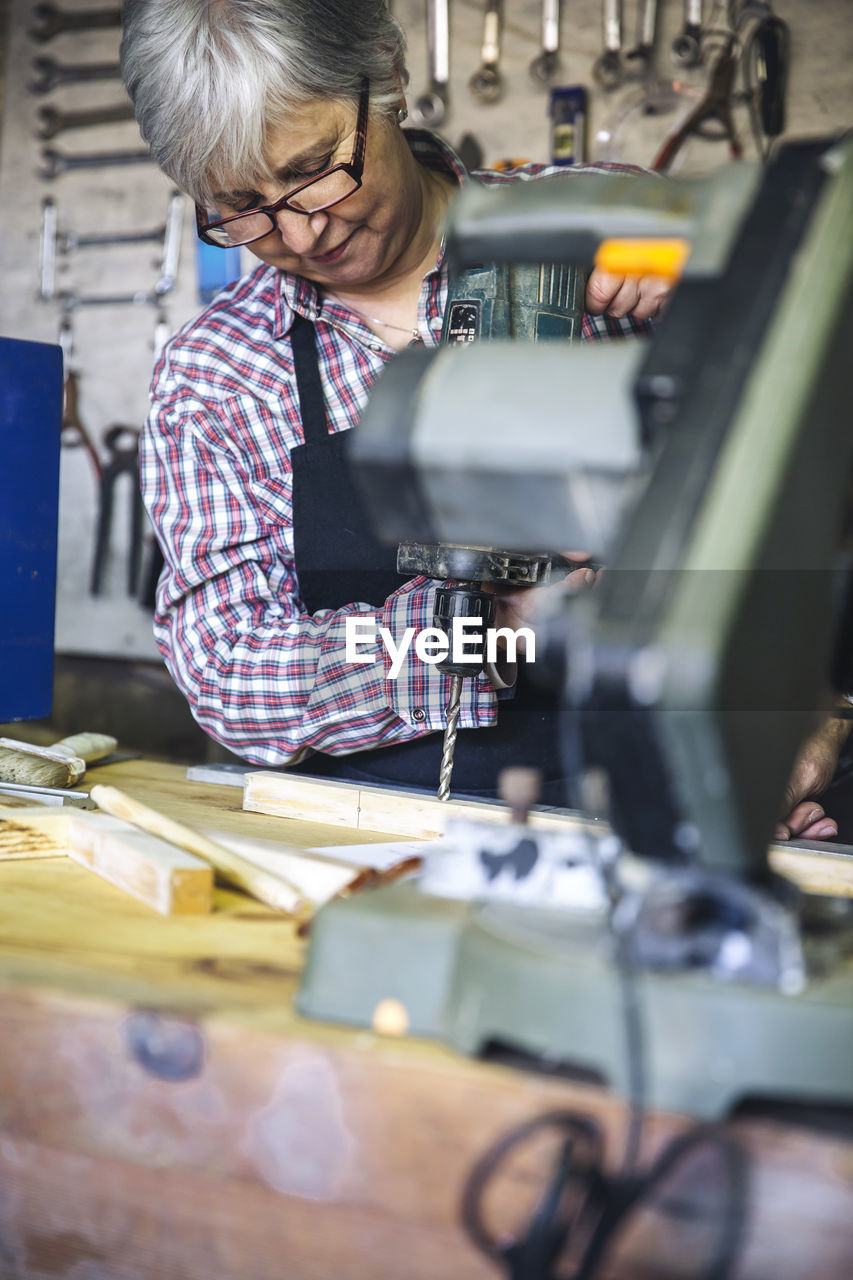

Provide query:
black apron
left=288, top=314, right=569, bottom=803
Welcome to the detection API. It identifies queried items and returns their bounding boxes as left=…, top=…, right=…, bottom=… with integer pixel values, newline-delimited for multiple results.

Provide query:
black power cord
left=460, top=1103, right=750, bottom=1280
left=460, top=829, right=751, bottom=1280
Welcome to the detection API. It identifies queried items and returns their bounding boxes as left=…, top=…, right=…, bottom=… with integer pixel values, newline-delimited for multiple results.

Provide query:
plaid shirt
left=142, top=132, right=652, bottom=765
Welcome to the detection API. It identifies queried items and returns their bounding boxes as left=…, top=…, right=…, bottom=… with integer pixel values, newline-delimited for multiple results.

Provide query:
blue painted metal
left=0, top=336, right=63, bottom=722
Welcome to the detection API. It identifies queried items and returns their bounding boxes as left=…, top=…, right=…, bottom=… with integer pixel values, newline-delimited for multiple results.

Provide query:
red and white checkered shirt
left=141, top=131, right=653, bottom=765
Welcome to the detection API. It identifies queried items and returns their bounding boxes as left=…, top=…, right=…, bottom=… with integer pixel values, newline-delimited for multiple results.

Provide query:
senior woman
left=119, top=0, right=675, bottom=803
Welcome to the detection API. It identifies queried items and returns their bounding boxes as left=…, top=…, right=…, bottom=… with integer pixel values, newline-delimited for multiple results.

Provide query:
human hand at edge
left=775, top=713, right=852, bottom=841
left=585, top=267, right=673, bottom=322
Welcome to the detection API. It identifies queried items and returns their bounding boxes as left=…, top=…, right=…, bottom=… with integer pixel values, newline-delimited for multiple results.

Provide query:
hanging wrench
left=36, top=101, right=137, bottom=141
left=672, top=0, right=703, bottom=67
left=28, top=3, right=122, bottom=43
left=29, top=56, right=122, bottom=95
left=626, top=0, right=659, bottom=74
left=469, top=0, right=504, bottom=104
left=529, top=0, right=562, bottom=85
left=154, top=192, right=185, bottom=296
left=592, top=0, right=624, bottom=91
left=412, top=0, right=449, bottom=127
left=39, top=197, right=58, bottom=300
left=40, top=146, right=152, bottom=179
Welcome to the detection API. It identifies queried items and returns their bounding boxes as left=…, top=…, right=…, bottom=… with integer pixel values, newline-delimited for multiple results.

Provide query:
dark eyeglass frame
left=195, top=75, right=370, bottom=248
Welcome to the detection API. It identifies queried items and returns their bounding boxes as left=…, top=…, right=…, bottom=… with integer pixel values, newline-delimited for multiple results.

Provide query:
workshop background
left=0, top=0, right=851, bottom=760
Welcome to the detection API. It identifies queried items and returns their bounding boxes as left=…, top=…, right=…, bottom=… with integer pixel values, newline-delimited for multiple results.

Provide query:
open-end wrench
left=154, top=192, right=185, bottom=296
left=36, top=100, right=136, bottom=140
left=60, top=289, right=161, bottom=311
left=529, top=0, right=562, bottom=85
left=40, top=146, right=152, bottom=179
left=469, top=0, right=504, bottom=104
left=29, top=56, right=122, bottom=95
left=39, top=196, right=58, bottom=300
left=672, top=0, right=703, bottom=67
left=593, top=0, right=624, bottom=90
left=626, top=0, right=659, bottom=73
left=29, top=3, right=122, bottom=43
left=412, top=0, right=449, bottom=127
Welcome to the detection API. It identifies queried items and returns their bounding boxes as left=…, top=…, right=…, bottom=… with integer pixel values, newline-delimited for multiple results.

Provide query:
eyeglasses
left=196, top=76, right=370, bottom=248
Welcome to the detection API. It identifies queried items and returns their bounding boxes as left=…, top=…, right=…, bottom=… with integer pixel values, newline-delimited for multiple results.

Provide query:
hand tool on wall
left=62, top=368, right=104, bottom=483
left=469, top=0, right=504, bottom=104
left=529, top=0, right=562, bottom=85
left=40, top=193, right=181, bottom=288
left=28, top=3, right=122, bottom=43
left=36, top=101, right=137, bottom=141
left=29, top=56, right=122, bottom=94
left=626, top=0, right=659, bottom=75
left=90, top=424, right=145, bottom=597
left=593, top=0, right=624, bottom=90
left=154, top=191, right=184, bottom=297
left=38, top=196, right=58, bottom=300
left=0, top=733, right=117, bottom=789
left=39, top=146, right=152, bottom=180
left=651, top=36, right=742, bottom=171
left=60, top=288, right=161, bottom=310
left=672, top=0, right=703, bottom=68
left=412, top=0, right=449, bottom=128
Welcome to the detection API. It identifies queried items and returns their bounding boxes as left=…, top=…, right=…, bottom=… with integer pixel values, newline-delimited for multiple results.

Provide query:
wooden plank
left=243, top=772, right=853, bottom=897
left=0, top=804, right=70, bottom=860
left=68, top=811, right=214, bottom=916
left=242, top=770, right=591, bottom=839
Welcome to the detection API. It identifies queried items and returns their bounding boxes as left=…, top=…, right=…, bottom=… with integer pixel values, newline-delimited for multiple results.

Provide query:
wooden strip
left=68, top=812, right=214, bottom=916
left=89, top=784, right=307, bottom=915
left=242, top=771, right=590, bottom=839
left=769, top=845, right=853, bottom=899
left=197, top=828, right=364, bottom=905
left=242, top=773, right=853, bottom=898
left=241, top=774, right=362, bottom=829
left=0, top=805, right=71, bottom=860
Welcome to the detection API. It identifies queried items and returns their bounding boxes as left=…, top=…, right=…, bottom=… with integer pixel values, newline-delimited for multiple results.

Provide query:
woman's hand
left=775, top=714, right=852, bottom=841
left=585, top=267, right=674, bottom=322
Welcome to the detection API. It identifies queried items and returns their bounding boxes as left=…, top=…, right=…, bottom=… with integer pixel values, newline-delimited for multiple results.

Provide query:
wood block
left=243, top=770, right=593, bottom=839
left=243, top=772, right=361, bottom=829
left=68, top=812, right=214, bottom=915
left=197, top=827, right=364, bottom=905
left=0, top=805, right=71, bottom=860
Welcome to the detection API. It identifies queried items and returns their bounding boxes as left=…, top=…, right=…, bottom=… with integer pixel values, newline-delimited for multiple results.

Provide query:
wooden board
left=242, top=770, right=853, bottom=900
left=0, top=803, right=70, bottom=860
left=242, top=770, right=591, bottom=839
left=68, top=811, right=214, bottom=915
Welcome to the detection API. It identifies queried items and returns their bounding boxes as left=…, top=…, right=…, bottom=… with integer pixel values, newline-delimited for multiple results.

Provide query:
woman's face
left=210, top=96, right=425, bottom=290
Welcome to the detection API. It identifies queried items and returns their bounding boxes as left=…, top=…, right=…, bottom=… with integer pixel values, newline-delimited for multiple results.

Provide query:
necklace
left=324, top=295, right=420, bottom=342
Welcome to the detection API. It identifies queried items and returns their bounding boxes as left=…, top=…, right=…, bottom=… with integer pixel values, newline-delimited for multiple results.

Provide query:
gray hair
left=121, top=0, right=408, bottom=205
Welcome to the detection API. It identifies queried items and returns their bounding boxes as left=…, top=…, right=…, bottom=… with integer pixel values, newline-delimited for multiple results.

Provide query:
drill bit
left=438, top=675, right=464, bottom=801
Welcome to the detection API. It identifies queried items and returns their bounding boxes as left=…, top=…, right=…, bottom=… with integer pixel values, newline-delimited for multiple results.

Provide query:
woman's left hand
left=775, top=715, right=851, bottom=841
left=585, top=267, right=674, bottom=322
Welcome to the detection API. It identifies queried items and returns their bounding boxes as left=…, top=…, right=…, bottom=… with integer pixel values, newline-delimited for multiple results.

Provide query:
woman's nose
left=274, top=206, right=329, bottom=253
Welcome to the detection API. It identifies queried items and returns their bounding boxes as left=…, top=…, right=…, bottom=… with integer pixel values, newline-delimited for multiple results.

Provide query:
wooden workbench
left=0, top=759, right=850, bottom=1280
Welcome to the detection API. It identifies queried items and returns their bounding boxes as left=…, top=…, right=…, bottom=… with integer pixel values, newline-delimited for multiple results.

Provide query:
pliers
left=90, top=424, right=144, bottom=596
left=652, top=35, right=743, bottom=172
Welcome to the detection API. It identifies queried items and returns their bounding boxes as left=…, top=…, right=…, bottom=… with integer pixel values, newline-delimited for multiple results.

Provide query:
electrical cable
left=459, top=831, right=751, bottom=1280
